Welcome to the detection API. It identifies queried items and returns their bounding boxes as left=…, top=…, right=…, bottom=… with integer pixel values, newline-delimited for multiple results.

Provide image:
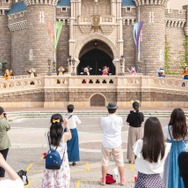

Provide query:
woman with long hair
left=133, top=117, right=171, bottom=188
left=126, top=101, right=144, bottom=164
left=163, top=108, right=187, bottom=188
left=42, top=114, right=72, bottom=188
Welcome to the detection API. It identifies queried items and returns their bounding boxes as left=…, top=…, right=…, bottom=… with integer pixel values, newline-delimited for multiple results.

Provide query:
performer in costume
left=102, top=66, right=109, bottom=76
left=157, top=68, right=165, bottom=78
left=127, top=66, right=137, bottom=76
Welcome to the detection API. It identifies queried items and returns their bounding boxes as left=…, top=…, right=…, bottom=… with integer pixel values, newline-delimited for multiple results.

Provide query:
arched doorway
left=77, top=40, right=115, bottom=75
left=90, top=94, right=105, bottom=107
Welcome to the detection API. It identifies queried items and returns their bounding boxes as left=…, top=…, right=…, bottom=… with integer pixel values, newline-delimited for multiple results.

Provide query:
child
left=42, top=114, right=72, bottom=188
left=163, top=108, right=187, bottom=188
left=133, top=117, right=171, bottom=188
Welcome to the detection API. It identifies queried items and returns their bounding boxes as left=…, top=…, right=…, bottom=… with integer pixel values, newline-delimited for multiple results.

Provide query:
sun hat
left=106, top=102, right=118, bottom=109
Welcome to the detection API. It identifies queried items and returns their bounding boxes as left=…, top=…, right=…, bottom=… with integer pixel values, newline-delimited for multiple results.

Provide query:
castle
left=0, top=0, right=188, bottom=76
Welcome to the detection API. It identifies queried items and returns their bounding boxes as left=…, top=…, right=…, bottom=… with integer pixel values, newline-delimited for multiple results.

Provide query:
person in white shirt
left=64, top=104, right=81, bottom=166
left=0, top=153, right=24, bottom=188
left=100, top=101, right=125, bottom=186
left=133, top=117, right=171, bottom=188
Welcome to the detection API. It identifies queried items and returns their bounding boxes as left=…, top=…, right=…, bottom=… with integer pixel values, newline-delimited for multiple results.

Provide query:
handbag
left=106, top=174, right=116, bottom=184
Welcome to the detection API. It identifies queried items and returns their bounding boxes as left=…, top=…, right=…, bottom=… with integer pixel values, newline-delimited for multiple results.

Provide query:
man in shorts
left=100, top=102, right=125, bottom=186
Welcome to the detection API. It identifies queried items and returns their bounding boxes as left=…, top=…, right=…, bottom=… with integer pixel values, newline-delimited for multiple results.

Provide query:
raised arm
left=0, top=153, right=22, bottom=181
left=63, top=119, right=72, bottom=142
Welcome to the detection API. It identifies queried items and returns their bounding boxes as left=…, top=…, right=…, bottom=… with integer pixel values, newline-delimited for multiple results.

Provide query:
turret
left=23, top=0, right=58, bottom=74
left=133, top=0, right=169, bottom=73
left=0, top=1, right=11, bottom=71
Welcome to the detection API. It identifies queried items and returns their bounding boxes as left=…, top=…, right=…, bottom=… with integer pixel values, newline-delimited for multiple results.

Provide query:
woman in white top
left=64, top=104, right=81, bottom=166
left=42, top=114, right=72, bottom=188
left=0, top=153, right=24, bottom=188
left=133, top=117, right=171, bottom=188
left=163, top=108, right=187, bottom=188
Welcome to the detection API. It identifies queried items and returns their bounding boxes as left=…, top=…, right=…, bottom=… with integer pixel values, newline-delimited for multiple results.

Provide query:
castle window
left=61, top=7, right=67, bottom=12
left=126, top=7, right=131, bottom=12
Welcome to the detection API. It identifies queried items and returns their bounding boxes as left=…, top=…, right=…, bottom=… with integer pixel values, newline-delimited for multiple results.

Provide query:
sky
left=167, top=0, right=188, bottom=10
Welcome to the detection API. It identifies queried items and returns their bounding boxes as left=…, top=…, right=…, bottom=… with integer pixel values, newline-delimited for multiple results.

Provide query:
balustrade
left=0, top=75, right=187, bottom=94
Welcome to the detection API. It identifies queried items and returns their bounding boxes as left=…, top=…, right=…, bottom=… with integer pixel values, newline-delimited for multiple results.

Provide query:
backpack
left=45, top=133, right=65, bottom=170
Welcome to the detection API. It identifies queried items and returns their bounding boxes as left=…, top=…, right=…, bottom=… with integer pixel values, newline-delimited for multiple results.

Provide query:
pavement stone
left=4, top=111, right=187, bottom=188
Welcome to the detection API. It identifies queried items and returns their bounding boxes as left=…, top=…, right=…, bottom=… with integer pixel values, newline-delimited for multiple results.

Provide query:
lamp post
left=67, top=56, right=72, bottom=73
left=71, top=58, right=76, bottom=75
left=52, top=61, right=56, bottom=73
left=119, top=55, right=125, bottom=75
left=47, top=59, right=52, bottom=76
left=144, top=59, right=147, bottom=75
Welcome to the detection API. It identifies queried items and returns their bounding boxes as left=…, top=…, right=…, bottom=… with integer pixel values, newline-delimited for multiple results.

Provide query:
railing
left=78, top=15, right=115, bottom=25
left=0, top=75, right=187, bottom=94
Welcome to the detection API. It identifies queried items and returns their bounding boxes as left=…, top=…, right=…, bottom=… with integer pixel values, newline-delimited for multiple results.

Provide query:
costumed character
left=57, top=66, right=67, bottom=84
left=181, top=66, right=188, bottom=87
left=25, top=68, right=37, bottom=85
left=2, top=69, right=13, bottom=88
left=25, top=68, right=37, bottom=78
left=127, top=66, right=137, bottom=76
left=102, top=66, right=109, bottom=76
left=57, top=66, right=65, bottom=76
left=157, top=68, right=165, bottom=78
left=3, top=69, right=12, bottom=80
left=83, top=67, right=90, bottom=75
left=181, top=66, right=188, bottom=80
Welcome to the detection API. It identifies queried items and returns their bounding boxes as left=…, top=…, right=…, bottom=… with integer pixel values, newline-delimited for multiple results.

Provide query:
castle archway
left=77, top=40, right=115, bottom=75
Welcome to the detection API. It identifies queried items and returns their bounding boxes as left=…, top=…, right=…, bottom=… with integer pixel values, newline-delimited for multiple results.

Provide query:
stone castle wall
left=0, top=2, right=188, bottom=75
left=0, top=14, right=11, bottom=69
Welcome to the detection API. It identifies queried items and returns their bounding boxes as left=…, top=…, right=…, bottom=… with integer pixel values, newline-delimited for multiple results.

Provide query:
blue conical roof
left=57, top=0, right=71, bottom=6
left=7, top=1, right=27, bottom=15
left=122, top=0, right=136, bottom=6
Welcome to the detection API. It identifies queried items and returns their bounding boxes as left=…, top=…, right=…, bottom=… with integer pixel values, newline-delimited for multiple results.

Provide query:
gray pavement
left=5, top=114, right=174, bottom=188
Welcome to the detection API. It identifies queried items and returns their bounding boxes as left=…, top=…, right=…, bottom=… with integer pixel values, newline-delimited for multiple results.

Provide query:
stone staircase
left=6, top=110, right=188, bottom=122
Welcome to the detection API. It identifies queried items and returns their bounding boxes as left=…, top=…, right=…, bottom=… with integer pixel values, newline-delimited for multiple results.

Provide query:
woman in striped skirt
left=133, top=117, right=171, bottom=188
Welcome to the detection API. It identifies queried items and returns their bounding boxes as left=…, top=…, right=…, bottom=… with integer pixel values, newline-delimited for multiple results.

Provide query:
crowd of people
left=0, top=104, right=188, bottom=188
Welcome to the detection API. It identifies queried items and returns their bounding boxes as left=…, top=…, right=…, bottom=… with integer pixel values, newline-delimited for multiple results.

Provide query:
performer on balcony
left=102, top=66, right=109, bottom=76
left=127, top=66, right=137, bottom=76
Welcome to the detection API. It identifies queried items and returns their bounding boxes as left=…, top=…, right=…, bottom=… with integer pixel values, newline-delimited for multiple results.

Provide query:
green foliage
left=164, top=35, right=171, bottom=74
left=179, top=36, right=188, bottom=69
left=0, top=62, right=7, bottom=75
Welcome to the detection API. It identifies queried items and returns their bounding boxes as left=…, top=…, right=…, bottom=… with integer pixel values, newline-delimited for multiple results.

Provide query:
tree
left=179, top=36, right=188, bottom=70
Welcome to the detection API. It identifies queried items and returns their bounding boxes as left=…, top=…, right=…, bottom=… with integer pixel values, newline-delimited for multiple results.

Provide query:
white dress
left=42, top=134, right=70, bottom=188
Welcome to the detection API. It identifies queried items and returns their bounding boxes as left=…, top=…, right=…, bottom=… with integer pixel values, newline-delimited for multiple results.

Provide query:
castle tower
left=23, top=0, right=58, bottom=74
left=0, top=2, right=11, bottom=70
left=133, top=0, right=169, bottom=73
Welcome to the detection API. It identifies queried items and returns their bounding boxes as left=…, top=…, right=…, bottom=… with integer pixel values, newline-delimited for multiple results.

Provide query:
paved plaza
left=3, top=109, right=176, bottom=188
